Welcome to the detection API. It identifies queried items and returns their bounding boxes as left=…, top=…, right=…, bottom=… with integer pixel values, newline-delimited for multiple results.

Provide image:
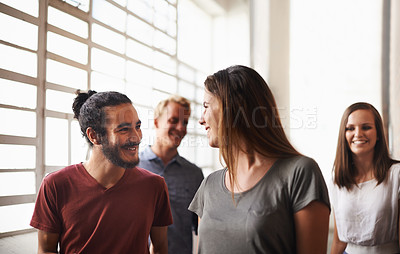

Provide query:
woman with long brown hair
left=330, top=102, right=400, bottom=253
left=189, top=65, right=330, bottom=253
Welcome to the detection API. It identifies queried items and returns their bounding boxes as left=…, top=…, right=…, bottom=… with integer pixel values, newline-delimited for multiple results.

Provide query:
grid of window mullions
left=0, top=0, right=209, bottom=237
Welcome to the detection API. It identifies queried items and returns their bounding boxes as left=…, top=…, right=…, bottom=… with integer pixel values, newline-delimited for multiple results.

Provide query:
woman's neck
left=352, top=154, right=375, bottom=183
left=226, top=151, right=277, bottom=193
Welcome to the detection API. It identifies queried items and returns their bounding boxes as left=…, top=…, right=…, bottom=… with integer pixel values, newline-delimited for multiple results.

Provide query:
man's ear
left=154, top=118, right=159, bottom=128
left=86, top=127, right=102, bottom=145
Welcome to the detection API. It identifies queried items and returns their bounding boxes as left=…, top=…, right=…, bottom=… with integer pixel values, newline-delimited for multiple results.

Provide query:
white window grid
left=0, top=0, right=214, bottom=237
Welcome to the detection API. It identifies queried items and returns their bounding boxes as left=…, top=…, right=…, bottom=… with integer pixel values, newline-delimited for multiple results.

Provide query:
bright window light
left=91, top=48, right=126, bottom=78
left=47, top=32, right=88, bottom=64
left=92, top=0, right=127, bottom=32
left=0, top=172, right=36, bottom=196
left=0, top=79, right=37, bottom=109
left=48, top=7, right=88, bottom=38
left=0, top=13, right=38, bottom=50
left=0, top=0, right=38, bottom=17
left=45, top=117, right=68, bottom=166
left=0, top=203, right=35, bottom=233
left=92, top=23, right=125, bottom=54
left=46, top=89, right=75, bottom=114
left=0, top=145, right=36, bottom=169
left=0, top=108, right=36, bottom=137
left=0, top=44, right=37, bottom=77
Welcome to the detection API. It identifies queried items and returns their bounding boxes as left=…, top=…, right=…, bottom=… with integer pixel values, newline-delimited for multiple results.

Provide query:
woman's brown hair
left=333, top=102, right=398, bottom=190
left=204, top=65, right=300, bottom=193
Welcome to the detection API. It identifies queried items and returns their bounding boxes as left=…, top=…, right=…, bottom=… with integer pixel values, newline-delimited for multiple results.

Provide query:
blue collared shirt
left=138, top=145, right=204, bottom=254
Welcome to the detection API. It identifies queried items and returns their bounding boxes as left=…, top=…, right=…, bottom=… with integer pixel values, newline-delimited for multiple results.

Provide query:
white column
left=390, top=0, right=400, bottom=159
left=250, top=0, right=291, bottom=135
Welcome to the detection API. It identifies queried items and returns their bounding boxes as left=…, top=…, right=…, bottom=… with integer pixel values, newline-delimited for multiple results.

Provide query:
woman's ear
left=86, top=127, right=101, bottom=145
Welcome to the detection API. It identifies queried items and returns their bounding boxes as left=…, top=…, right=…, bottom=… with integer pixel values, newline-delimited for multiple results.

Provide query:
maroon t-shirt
left=30, top=164, right=173, bottom=253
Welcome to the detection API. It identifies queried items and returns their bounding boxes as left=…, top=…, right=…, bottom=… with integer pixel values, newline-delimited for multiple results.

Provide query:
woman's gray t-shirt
left=188, top=156, right=330, bottom=254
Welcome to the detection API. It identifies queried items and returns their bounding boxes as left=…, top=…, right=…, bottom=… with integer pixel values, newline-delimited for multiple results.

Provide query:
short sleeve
left=152, top=178, right=173, bottom=226
left=30, top=177, right=62, bottom=233
left=289, top=157, right=331, bottom=213
left=188, top=178, right=206, bottom=218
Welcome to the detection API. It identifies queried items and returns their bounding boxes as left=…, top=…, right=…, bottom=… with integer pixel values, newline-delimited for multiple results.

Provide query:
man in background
left=30, top=90, right=172, bottom=254
left=139, top=95, right=204, bottom=254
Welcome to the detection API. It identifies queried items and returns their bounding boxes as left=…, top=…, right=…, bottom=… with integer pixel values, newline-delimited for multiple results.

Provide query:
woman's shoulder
left=203, top=168, right=225, bottom=182
left=278, top=155, right=320, bottom=172
left=388, top=162, right=400, bottom=181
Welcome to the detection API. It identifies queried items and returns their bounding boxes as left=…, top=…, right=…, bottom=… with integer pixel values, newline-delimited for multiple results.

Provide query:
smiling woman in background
left=189, top=65, right=331, bottom=254
left=330, top=102, right=400, bottom=254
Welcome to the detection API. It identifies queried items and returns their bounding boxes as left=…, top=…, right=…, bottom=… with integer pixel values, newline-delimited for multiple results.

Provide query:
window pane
left=0, top=79, right=36, bottom=109
left=196, top=87, right=204, bottom=104
left=178, top=137, right=195, bottom=161
left=92, top=0, right=127, bottom=32
left=127, top=15, right=154, bottom=45
left=178, top=80, right=195, bottom=100
left=0, top=13, right=38, bottom=50
left=48, top=7, right=88, bottom=38
left=178, top=64, right=195, bottom=83
left=153, top=71, right=176, bottom=94
left=0, top=44, right=37, bottom=77
left=135, top=105, right=154, bottom=146
left=195, top=137, right=214, bottom=167
left=178, top=0, right=212, bottom=72
left=91, top=71, right=125, bottom=93
left=46, top=89, right=75, bottom=114
left=0, top=203, right=35, bottom=233
left=0, top=108, right=36, bottom=137
left=126, top=82, right=153, bottom=107
left=92, top=23, right=125, bottom=54
left=127, top=0, right=153, bottom=23
left=151, top=90, right=169, bottom=108
left=91, top=48, right=125, bottom=78
left=154, top=30, right=176, bottom=55
left=47, top=32, right=88, bottom=64
left=112, top=0, right=127, bottom=7
left=135, top=105, right=154, bottom=131
left=126, top=39, right=154, bottom=66
left=0, top=145, right=36, bottom=169
left=167, top=0, right=177, bottom=6
left=126, top=60, right=153, bottom=87
left=0, top=0, right=38, bottom=17
left=46, top=117, right=68, bottom=166
left=71, top=120, right=89, bottom=164
left=194, top=104, right=204, bottom=125
left=64, top=0, right=90, bottom=12
left=153, top=50, right=176, bottom=74
left=0, top=172, right=35, bottom=196
left=46, top=59, right=87, bottom=89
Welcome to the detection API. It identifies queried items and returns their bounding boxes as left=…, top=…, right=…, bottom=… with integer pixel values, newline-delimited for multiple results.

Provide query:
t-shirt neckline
left=221, top=158, right=281, bottom=196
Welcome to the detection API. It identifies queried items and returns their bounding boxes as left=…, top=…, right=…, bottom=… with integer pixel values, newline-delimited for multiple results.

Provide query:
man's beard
left=101, top=135, right=139, bottom=169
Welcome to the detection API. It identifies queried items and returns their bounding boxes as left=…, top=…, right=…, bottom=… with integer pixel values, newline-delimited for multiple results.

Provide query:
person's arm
left=294, top=200, right=330, bottom=254
left=330, top=212, right=347, bottom=254
left=38, top=230, right=59, bottom=254
left=150, top=226, right=168, bottom=254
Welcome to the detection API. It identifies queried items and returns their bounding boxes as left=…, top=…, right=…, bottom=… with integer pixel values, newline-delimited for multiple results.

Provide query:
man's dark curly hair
left=72, top=90, right=131, bottom=146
